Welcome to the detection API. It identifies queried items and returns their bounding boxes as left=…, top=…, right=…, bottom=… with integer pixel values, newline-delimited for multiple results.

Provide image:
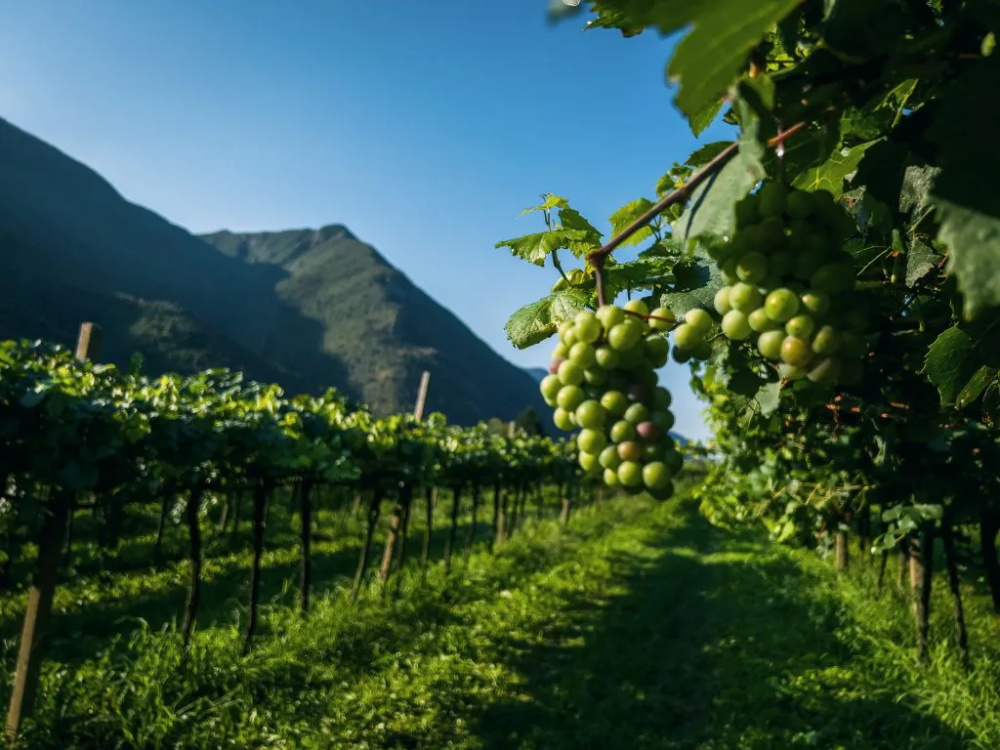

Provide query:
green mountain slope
left=0, top=116, right=549, bottom=425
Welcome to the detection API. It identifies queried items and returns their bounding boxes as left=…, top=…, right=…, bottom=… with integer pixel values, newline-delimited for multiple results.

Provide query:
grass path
left=18, top=488, right=992, bottom=748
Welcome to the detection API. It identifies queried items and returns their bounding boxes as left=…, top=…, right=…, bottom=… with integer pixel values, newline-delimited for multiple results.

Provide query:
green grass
left=6, top=483, right=1000, bottom=748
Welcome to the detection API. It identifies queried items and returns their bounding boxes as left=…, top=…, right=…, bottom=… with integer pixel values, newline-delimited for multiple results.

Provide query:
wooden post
left=413, top=371, right=431, bottom=422
left=6, top=323, right=101, bottom=739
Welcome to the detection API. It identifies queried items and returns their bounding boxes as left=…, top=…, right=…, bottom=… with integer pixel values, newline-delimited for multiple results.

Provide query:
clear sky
left=0, top=0, right=732, bottom=441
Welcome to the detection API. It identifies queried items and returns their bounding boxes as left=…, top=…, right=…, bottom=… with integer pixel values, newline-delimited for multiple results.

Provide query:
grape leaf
left=754, top=382, right=783, bottom=417
left=519, top=194, right=568, bottom=216
left=688, top=98, right=725, bottom=136
left=956, top=366, right=997, bottom=410
left=604, top=257, right=674, bottom=300
left=667, top=0, right=802, bottom=118
left=792, top=141, right=874, bottom=197
left=923, top=326, right=976, bottom=407
left=504, top=289, right=591, bottom=349
left=928, top=55, right=1000, bottom=319
left=687, top=141, right=733, bottom=167
left=905, top=239, right=940, bottom=287
left=495, top=229, right=593, bottom=266
left=558, top=208, right=604, bottom=256
left=660, top=257, right=724, bottom=318
left=609, top=199, right=654, bottom=247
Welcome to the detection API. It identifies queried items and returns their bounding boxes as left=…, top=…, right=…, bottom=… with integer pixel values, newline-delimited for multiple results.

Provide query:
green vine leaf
left=519, top=194, right=568, bottom=216
left=905, top=239, right=940, bottom=288
left=956, top=366, right=997, bottom=410
left=495, top=229, right=593, bottom=266
left=791, top=141, right=875, bottom=197
left=504, top=289, right=591, bottom=349
left=754, top=382, right=783, bottom=417
left=609, top=199, right=655, bottom=247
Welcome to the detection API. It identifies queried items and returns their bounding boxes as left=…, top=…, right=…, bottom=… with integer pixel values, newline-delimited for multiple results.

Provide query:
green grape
left=577, top=428, right=607, bottom=455
left=583, top=367, right=608, bottom=385
left=540, top=374, right=562, bottom=401
left=736, top=252, right=769, bottom=284
left=651, top=409, right=675, bottom=431
left=601, top=390, right=628, bottom=416
left=778, top=363, right=807, bottom=381
left=642, top=462, right=671, bottom=490
left=556, top=384, right=585, bottom=411
left=691, top=341, right=713, bottom=361
left=736, top=193, right=760, bottom=227
left=730, top=282, right=763, bottom=314
left=617, top=461, right=643, bottom=488
left=610, top=420, right=636, bottom=443
left=810, top=263, right=855, bottom=295
left=748, top=307, right=779, bottom=333
left=608, top=321, right=642, bottom=351
left=552, top=342, right=569, bottom=359
left=812, top=326, right=840, bottom=356
left=557, top=359, right=584, bottom=386
left=599, top=445, right=622, bottom=470
left=785, top=189, right=815, bottom=220
left=579, top=452, right=598, bottom=471
left=569, top=341, right=596, bottom=368
left=603, top=468, right=619, bottom=487
left=574, top=311, right=603, bottom=343
left=654, top=387, right=672, bottom=408
left=617, top=346, right=646, bottom=371
left=794, top=248, right=826, bottom=281
left=648, top=306, right=676, bottom=331
left=757, top=330, right=785, bottom=360
left=844, top=308, right=869, bottom=332
left=758, top=182, right=787, bottom=219
left=672, top=346, right=692, bottom=364
left=596, top=304, right=625, bottom=332
left=665, top=449, right=683, bottom=475
left=617, top=441, right=642, bottom=462
left=758, top=217, right=786, bottom=252
left=785, top=314, right=815, bottom=340
left=624, top=402, right=650, bottom=425
left=684, top=308, right=713, bottom=335
left=575, top=400, right=606, bottom=430
left=643, top=335, right=670, bottom=367
left=714, top=287, right=733, bottom=315
left=673, top=323, right=704, bottom=351
left=623, top=299, right=649, bottom=316
left=800, top=290, right=830, bottom=316
left=553, top=407, right=574, bottom=431
left=595, top=345, right=621, bottom=369
left=769, top=251, right=794, bottom=277
left=642, top=443, right=662, bottom=461
left=721, top=310, right=752, bottom=340
left=720, top=259, right=739, bottom=285
left=764, top=288, right=800, bottom=323
left=557, top=321, right=575, bottom=344
left=780, top=336, right=814, bottom=368
left=807, top=356, right=841, bottom=385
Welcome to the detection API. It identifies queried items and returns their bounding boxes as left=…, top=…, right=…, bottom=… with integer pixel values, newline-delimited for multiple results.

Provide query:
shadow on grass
left=464, top=510, right=970, bottom=750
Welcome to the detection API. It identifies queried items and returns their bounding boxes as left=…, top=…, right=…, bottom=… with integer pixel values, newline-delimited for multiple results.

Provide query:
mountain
left=524, top=367, right=549, bottom=383
left=0, top=116, right=550, bottom=426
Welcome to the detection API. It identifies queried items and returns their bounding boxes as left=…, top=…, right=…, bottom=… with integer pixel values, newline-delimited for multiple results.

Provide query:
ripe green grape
left=729, top=282, right=763, bottom=314
left=599, top=445, right=622, bottom=470
left=577, top=428, right=607, bottom=455
left=556, top=385, right=585, bottom=411
left=569, top=341, right=596, bottom=368
left=595, top=346, right=620, bottom=369
left=557, top=321, right=575, bottom=343
left=575, top=400, right=606, bottom=430
left=557, top=359, right=584, bottom=386
left=617, top=441, right=642, bottom=463
left=758, top=182, right=787, bottom=219
left=673, top=323, right=705, bottom=351
left=785, top=314, right=815, bottom=340
left=714, top=287, right=732, bottom=315
left=601, top=390, right=628, bottom=416
left=603, top=468, right=619, bottom=487
left=780, top=336, right=814, bottom=368
left=757, top=330, right=784, bottom=361
left=617, top=461, right=643, bottom=488
left=807, top=357, right=841, bottom=385
left=648, top=306, right=676, bottom=331
left=748, top=307, right=779, bottom=333
left=624, top=402, right=650, bottom=425
left=540, top=374, right=562, bottom=402
left=643, top=335, right=669, bottom=367
left=642, top=462, right=671, bottom=490
left=721, top=310, right=752, bottom=340
left=736, top=252, right=768, bottom=284
left=623, top=299, right=649, bottom=316
left=608, top=321, right=642, bottom=351
left=596, top=305, right=625, bottom=332
left=574, top=312, right=603, bottom=344
left=785, top=189, right=815, bottom=220
left=552, top=342, right=569, bottom=359
left=764, top=289, right=800, bottom=323
left=800, top=290, right=830, bottom=316
left=610, top=420, right=636, bottom=443
left=812, top=326, right=840, bottom=356
left=684, top=308, right=714, bottom=335
left=778, top=363, right=807, bottom=381
left=553, top=407, right=574, bottom=431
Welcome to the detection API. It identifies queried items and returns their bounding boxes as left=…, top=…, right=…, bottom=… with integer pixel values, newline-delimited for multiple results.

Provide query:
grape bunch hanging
left=672, top=183, right=868, bottom=386
left=539, top=302, right=682, bottom=498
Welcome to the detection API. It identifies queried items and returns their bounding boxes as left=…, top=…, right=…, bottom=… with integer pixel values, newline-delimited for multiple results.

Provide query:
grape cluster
left=672, top=183, right=867, bottom=386
left=538, top=302, right=682, bottom=499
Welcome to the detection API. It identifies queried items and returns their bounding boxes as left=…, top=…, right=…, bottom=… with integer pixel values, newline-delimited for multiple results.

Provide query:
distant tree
left=515, top=407, right=545, bottom=437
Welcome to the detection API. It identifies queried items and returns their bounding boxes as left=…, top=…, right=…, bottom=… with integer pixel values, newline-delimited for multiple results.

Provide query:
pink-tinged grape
left=778, top=363, right=807, bottom=381
left=556, top=385, right=585, bottom=411
left=764, top=288, right=800, bottom=323
left=757, top=330, right=785, bottom=361
left=794, top=248, right=826, bottom=281
left=748, top=307, right=779, bottom=333
left=769, top=251, right=794, bottom=277
left=642, top=462, right=671, bottom=490
left=720, top=259, right=739, bottom=285
left=654, top=387, right=672, bottom=408
left=785, top=189, right=815, bottom=220
left=624, top=402, right=650, bottom=425
left=736, top=252, right=769, bottom=284
left=623, top=299, right=650, bottom=317
left=553, top=408, right=574, bottom=431
left=651, top=410, right=675, bottom=431
left=714, top=287, right=732, bottom=315
left=574, top=312, right=603, bottom=343
left=569, top=341, right=596, bottom=368
left=603, top=468, right=620, bottom=487
left=812, top=326, right=840, bottom=356
left=672, top=323, right=704, bottom=351
left=617, top=441, right=642, bottom=462
left=557, top=359, right=584, bottom=386
left=608, top=321, right=643, bottom=351
left=648, top=306, right=676, bottom=331
left=575, top=400, right=606, bottom=430
left=596, top=305, right=625, bottom=332
left=644, top=335, right=670, bottom=367
left=758, top=182, right=787, bottom=219
left=610, top=420, right=636, bottom=443
left=722, top=310, right=752, bottom=340
left=577, top=428, right=607, bottom=455
left=595, top=346, right=620, bottom=369
left=601, top=390, right=628, bottom=416
left=807, top=356, right=842, bottom=385
left=584, top=367, right=608, bottom=386
left=785, top=314, right=815, bottom=340
left=684, top=308, right=714, bottom=335
left=617, top=461, right=643, bottom=488
left=810, top=263, right=855, bottom=295
left=636, top=421, right=660, bottom=442
left=780, top=336, right=814, bottom=368
left=549, top=358, right=563, bottom=375
left=839, top=331, right=867, bottom=358
left=579, top=452, right=598, bottom=471
left=599, top=445, right=622, bottom=470
left=729, top=282, right=763, bottom=314
left=800, top=290, right=830, bottom=316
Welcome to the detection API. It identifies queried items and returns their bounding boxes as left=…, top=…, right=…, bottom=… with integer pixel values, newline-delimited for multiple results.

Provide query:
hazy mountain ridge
left=0, top=116, right=550, bottom=426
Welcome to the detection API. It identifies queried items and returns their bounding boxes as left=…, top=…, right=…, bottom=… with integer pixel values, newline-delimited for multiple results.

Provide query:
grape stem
left=585, top=120, right=808, bottom=305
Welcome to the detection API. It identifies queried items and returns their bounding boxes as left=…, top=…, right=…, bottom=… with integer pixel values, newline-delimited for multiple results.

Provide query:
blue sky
left=0, top=0, right=733, bottom=441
